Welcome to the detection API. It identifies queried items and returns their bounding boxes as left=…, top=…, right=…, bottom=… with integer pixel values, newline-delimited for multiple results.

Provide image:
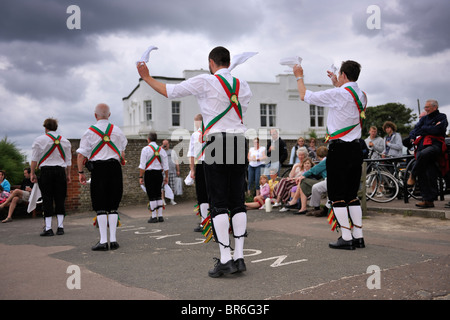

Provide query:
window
left=145, top=100, right=152, bottom=121
left=260, top=104, right=276, bottom=127
left=310, top=105, right=324, bottom=127
left=172, top=101, right=181, bottom=126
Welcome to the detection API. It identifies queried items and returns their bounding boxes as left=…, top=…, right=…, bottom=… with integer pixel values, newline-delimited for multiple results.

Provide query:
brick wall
left=66, top=137, right=321, bottom=213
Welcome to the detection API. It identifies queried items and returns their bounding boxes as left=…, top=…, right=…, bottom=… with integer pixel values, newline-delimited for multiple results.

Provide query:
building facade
left=122, top=70, right=333, bottom=142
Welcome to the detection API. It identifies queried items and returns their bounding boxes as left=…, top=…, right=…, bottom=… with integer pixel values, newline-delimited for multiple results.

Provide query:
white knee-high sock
left=212, top=214, right=231, bottom=264
left=96, top=215, right=108, bottom=244
left=108, top=213, right=118, bottom=242
left=45, top=217, right=52, bottom=231
left=333, top=207, right=352, bottom=241
left=157, top=200, right=163, bottom=217
left=149, top=201, right=157, bottom=218
left=348, top=205, right=363, bottom=239
left=200, top=203, right=209, bottom=222
left=57, top=215, right=64, bottom=228
left=231, top=212, right=247, bottom=260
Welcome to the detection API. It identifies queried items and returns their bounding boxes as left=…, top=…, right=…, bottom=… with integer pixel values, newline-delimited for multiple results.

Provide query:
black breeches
left=39, top=166, right=67, bottom=217
left=90, top=160, right=123, bottom=212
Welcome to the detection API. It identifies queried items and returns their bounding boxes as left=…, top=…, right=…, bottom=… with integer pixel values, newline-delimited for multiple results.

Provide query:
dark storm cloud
left=352, top=0, right=450, bottom=56
left=0, top=0, right=263, bottom=100
left=0, top=0, right=262, bottom=43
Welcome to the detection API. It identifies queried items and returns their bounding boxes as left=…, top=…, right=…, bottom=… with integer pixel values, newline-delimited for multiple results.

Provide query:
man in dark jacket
left=408, top=99, right=448, bottom=208
left=266, top=129, right=288, bottom=175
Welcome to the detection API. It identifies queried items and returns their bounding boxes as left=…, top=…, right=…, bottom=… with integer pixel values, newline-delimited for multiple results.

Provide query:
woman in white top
left=247, top=137, right=266, bottom=196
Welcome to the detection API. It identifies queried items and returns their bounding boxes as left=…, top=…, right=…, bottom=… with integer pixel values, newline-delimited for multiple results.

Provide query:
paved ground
left=1, top=196, right=449, bottom=309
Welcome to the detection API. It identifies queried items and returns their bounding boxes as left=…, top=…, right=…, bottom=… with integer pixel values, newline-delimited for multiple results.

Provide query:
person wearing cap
left=137, top=46, right=253, bottom=277
left=30, top=118, right=72, bottom=236
left=77, top=103, right=127, bottom=251
left=294, top=60, right=367, bottom=250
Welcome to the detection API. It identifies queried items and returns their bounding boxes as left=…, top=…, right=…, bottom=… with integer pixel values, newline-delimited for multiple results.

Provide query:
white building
left=122, top=70, right=333, bottom=140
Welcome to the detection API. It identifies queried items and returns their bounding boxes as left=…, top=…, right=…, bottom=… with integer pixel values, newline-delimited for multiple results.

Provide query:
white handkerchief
left=184, top=171, right=194, bottom=186
left=136, top=45, right=158, bottom=65
left=228, top=52, right=258, bottom=71
left=27, top=182, right=42, bottom=213
left=329, top=64, right=338, bottom=74
left=164, top=184, right=174, bottom=200
left=140, top=184, right=146, bottom=192
left=279, top=56, right=303, bottom=69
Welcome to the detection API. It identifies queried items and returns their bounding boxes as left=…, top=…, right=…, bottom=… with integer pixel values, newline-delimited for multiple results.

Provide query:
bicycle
left=364, top=154, right=417, bottom=203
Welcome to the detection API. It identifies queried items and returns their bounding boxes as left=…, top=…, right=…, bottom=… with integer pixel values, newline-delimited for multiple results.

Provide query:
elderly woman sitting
left=273, top=147, right=309, bottom=207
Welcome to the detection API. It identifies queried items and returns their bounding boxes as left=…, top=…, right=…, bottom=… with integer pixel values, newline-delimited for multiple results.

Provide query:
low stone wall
left=66, top=138, right=320, bottom=213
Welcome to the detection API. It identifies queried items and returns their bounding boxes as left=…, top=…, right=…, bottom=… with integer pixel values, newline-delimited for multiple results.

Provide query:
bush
left=0, top=136, right=28, bottom=185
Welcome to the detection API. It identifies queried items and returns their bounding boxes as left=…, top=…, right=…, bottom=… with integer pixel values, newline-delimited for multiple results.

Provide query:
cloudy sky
left=1, top=0, right=449, bottom=161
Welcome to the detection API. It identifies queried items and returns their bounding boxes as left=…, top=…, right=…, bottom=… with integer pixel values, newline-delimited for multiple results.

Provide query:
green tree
left=0, top=136, right=28, bottom=186
left=362, top=103, right=417, bottom=138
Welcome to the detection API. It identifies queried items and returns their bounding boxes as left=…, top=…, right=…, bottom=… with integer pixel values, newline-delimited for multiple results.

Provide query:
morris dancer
left=30, top=118, right=72, bottom=236
left=137, top=46, right=253, bottom=277
left=77, top=103, right=127, bottom=251
left=187, top=114, right=210, bottom=232
left=294, top=61, right=367, bottom=250
left=139, top=131, right=169, bottom=223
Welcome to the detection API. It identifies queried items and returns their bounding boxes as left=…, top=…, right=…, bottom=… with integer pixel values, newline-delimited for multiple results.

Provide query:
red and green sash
left=89, top=123, right=125, bottom=165
left=145, top=144, right=162, bottom=169
left=325, top=86, right=367, bottom=142
left=201, top=74, right=243, bottom=142
left=38, top=133, right=66, bottom=167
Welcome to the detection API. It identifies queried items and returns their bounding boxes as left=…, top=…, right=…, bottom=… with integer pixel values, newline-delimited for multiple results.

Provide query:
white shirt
left=187, top=129, right=206, bottom=162
left=304, top=82, right=366, bottom=142
left=139, top=141, right=169, bottom=171
left=31, top=131, right=72, bottom=167
left=248, top=146, right=266, bottom=167
left=166, top=68, right=252, bottom=135
left=77, top=119, right=127, bottom=161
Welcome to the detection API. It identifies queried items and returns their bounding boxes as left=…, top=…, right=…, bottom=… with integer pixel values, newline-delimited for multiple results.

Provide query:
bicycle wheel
left=366, top=171, right=399, bottom=203
left=403, top=159, right=421, bottom=200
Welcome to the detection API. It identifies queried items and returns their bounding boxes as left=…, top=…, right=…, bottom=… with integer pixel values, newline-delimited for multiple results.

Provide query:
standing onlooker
left=266, top=129, right=288, bottom=175
left=289, top=137, right=306, bottom=164
left=381, top=121, right=403, bottom=158
left=247, top=137, right=266, bottom=196
left=307, top=137, right=317, bottom=160
left=77, top=103, right=127, bottom=250
left=365, top=126, right=384, bottom=159
left=31, top=118, right=72, bottom=236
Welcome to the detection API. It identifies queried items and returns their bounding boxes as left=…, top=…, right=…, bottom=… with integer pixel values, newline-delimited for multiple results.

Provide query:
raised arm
left=137, top=62, right=168, bottom=97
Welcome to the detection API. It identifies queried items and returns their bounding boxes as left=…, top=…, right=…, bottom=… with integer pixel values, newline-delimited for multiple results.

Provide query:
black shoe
left=353, top=237, right=365, bottom=248
left=329, top=237, right=355, bottom=250
left=234, top=258, right=247, bottom=272
left=40, top=229, right=54, bottom=237
left=208, top=258, right=238, bottom=278
left=91, top=242, right=109, bottom=251
left=148, top=217, right=158, bottom=223
left=109, top=242, right=120, bottom=250
left=158, top=216, right=164, bottom=222
left=56, top=227, right=64, bottom=235
left=194, top=225, right=203, bottom=232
